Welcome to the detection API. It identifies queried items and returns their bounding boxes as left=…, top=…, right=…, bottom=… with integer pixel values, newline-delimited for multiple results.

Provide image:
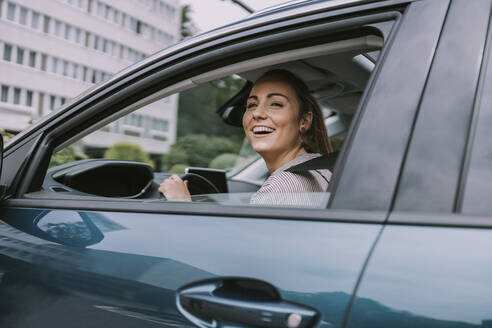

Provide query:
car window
left=40, top=27, right=389, bottom=210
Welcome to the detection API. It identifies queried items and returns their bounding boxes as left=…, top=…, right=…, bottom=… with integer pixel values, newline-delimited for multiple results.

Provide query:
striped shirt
left=250, top=153, right=331, bottom=207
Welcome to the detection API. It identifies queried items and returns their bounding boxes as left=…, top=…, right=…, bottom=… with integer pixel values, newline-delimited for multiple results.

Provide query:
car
left=1, top=0, right=492, bottom=327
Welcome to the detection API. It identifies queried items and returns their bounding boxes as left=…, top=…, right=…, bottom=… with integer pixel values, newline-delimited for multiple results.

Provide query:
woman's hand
left=158, top=174, right=191, bottom=202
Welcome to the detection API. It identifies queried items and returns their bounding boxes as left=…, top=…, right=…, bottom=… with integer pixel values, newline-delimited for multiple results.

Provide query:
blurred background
left=0, top=0, right=288, bottom=172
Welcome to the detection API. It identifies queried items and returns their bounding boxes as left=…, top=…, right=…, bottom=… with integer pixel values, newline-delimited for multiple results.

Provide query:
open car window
left=39, top=27, right=386, bottom=210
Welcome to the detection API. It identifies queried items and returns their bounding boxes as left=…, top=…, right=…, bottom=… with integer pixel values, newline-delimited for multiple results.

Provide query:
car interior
left=38, top=33, right=383, bottom=206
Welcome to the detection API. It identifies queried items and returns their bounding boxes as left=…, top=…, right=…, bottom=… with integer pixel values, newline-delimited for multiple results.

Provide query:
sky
left=182, top=0, right=290, bottom=33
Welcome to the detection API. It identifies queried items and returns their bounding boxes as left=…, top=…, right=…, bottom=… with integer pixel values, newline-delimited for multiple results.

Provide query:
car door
left=0, top=1, right=445, bottom=327
left=348, top=0, right=492, bottom=326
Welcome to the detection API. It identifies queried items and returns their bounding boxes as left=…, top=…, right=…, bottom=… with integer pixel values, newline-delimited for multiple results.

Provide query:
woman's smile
left=252, top=125, right=275, bottom=136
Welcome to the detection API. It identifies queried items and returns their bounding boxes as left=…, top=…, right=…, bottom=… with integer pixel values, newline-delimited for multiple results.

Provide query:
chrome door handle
left=177, top=278, right=319, bottom=328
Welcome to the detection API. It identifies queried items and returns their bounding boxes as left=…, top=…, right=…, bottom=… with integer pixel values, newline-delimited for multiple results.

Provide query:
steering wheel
left=180, top=173, right=221, bottom=195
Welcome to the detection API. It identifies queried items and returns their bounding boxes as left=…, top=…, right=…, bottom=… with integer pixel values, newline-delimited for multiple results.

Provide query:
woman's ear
left=300, top=112, right=313, bottom=133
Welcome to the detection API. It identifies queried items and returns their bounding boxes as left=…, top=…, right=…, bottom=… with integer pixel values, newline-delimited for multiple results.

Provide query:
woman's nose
left=252, top=103, right=268, bottom=119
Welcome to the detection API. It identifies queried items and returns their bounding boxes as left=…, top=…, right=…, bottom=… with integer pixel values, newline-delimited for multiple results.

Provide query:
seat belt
left=285, top=151, right=339, bottom=173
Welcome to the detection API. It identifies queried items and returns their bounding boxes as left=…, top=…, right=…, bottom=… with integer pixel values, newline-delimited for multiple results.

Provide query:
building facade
left=0, top=0, right=180, bottom=156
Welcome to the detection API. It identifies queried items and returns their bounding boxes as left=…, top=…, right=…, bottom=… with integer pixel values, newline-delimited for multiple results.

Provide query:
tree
left=104, top=142, right=154, bottom=168
left=181, top=5, right=197, bottom=40
left=49, top=145, right=88, bottom=168
left=209, top=153, right=238, bottom=170
left=177, top=76, right=246, bottom=140
left=0, top=129, right=14, bottom=143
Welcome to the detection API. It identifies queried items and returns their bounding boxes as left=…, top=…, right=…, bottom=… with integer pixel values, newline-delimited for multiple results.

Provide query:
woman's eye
left=246, top=103, right=257, bottom=109
left=270, top=102, right=283, bottom=107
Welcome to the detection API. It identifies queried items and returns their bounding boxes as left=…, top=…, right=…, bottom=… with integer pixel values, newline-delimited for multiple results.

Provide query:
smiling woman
left=159, top=69, right=333, bottom=205
left=243, top=69, right=333, bottom=205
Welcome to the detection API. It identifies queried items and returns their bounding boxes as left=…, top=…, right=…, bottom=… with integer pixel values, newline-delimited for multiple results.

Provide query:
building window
left=111, top=9, right=119, bottom=24
left=54, top=20, right=62, bottom=37
left=28, top=50, right=36, bottom=68
left=6, top=2, right=16, bottom=21
left=72, top=63, right=78, bottom=79
left=124, top=114, right=143, bottom=127
left=152, top=118, right=169, bottom=132
left=16, top=47, right=24, bottom=65
left=3, top=43, right=12, bottom=61
left=64, top=24, right=71, bottom=40
left=1, top=85, right=8, bottom=102
left=19, top=6, right=28, bottom=25
left=93, top=35, right=99, bottom=50
left=51, top=57, right=58, bottom=73
left=26, top=90, right=33, bottom=106
left=49, top=95, right=56, bottom=110
left=97, top=1, right=104, bottom=17
left=60, top=97, right=66, bottom=105
left=63, top=60, right=69, bottom=76
left=75, top=28, right=81, bottom=43
left=13, top=87, right=20, bottom=104
left=43, top=16, right=50, bottom=33
left=77, top=0, right=85, bottom=10
left=31, top=11, right=40, bottom=29
left=41, top=54, right=47, bottom=71
left=105, top=6, right=112, bottom=20
left=83, top=66, right=88, bottom=81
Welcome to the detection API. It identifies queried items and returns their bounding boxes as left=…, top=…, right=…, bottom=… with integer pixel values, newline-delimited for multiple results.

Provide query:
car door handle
left=177, top=278, right=319, bottom=328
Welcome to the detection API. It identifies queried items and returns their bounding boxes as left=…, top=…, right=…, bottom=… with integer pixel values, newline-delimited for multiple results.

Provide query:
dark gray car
left=1, top=0, right=492, bottom=327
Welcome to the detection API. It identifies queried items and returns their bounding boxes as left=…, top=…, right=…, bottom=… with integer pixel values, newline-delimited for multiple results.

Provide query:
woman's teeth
left=253, top=126, right=274, bottom=134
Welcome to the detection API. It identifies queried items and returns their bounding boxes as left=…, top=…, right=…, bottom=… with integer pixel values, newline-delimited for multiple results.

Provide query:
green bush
left=209, top=153, right=238, bottom=170
left=163, top=134, right=241, bottom=169
left=169, top=164, right=188, bottom=174
left=50, top=145, right=88, bottom=168
left=104, top=142, right=154, bottom=168
left=0, top=129, right=14, bottom=143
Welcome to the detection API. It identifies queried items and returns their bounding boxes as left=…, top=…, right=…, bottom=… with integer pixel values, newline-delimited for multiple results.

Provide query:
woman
left=159, top=69, right=333, bottom=204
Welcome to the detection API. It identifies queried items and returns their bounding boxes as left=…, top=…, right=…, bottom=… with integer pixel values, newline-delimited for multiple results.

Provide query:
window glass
left=72, top=63, right=78, bottom=79
left=51, top=57, right=58, bottom=73
left=7, top=2, right=16, bottom=21
left=16, top=47, right=24, bottom=65
left=44, top=33, right=384, bottom=209
left=49, top=95, right=56, bottom=110
left=19, top=6, right=28, bottom=25
left=75, top=28, right=81, bottom=44
left=13, top=87, right=20, bottom=104
left=28, top=50, right=36, bottom=68
left=26, top=90, right=33, bottom=106
left=31, top=11, right=40, bottom=29
left=43, top=16, right=50, bottom=33
left=64, top=25, right=72, bottom=40
left=54, top=20, right=62, bottom=37
left=3, top=43, right=12, bottom=61
left=1, top=85, right=8, bottom=102
left=63, top=60, right=69, bottom=76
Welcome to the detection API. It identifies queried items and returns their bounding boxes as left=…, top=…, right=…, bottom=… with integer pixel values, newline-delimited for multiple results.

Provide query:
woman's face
left=243, top=79, right=307, bottom=160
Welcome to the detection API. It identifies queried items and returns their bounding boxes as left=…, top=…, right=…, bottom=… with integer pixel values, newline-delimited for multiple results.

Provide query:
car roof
left=252, top=0, right=371, bottom=17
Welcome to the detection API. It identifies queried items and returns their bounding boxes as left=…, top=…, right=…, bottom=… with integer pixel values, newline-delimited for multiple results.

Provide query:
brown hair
left=254, top=69, right=333, bottom=154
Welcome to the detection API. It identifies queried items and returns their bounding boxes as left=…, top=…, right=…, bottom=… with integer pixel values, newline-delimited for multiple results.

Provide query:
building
left=0, top=0, right=181, bottom=157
